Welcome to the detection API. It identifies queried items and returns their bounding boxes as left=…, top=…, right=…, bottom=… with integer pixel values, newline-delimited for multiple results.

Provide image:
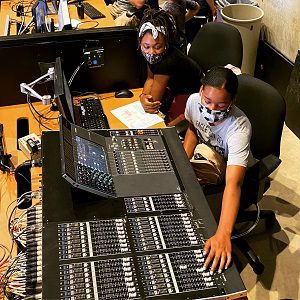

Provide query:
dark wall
left=255, top=41, right=294, bottom=97
left=0, top=27, right=145, bottom=106
left=255, top=41, right=300, bottom=138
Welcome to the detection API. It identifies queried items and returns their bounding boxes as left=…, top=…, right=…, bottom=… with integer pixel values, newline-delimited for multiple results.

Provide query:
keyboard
left=79, top=97, right=109, bottom=130
left=78, top=2, right=106, bottom=19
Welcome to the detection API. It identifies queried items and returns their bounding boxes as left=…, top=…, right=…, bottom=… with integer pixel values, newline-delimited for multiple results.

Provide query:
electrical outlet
left=83, top=47, right=104, bottom=68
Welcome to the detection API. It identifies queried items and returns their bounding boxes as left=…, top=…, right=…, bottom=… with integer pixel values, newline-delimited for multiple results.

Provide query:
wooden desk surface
left=0, top=0, right=114, bottom=36
left=0, top=102, right=59, bottom=267
left=100, top=88, right=166, bottom=129
left=0, top=91, right=165, bottom=255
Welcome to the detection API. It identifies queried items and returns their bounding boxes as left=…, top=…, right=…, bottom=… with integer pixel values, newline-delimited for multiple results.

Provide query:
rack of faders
left=57, top=193, right=230, bottom=300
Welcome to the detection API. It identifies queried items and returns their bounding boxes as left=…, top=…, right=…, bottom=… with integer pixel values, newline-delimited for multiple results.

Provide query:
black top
left=149, top=46, right=202, bottom=95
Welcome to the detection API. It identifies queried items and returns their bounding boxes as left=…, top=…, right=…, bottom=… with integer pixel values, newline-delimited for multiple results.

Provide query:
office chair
left=167, top=22, right=243, bottom=127
left=204, top=74, right=286, bottom=274
left=188, top=22, right=243, bottom=73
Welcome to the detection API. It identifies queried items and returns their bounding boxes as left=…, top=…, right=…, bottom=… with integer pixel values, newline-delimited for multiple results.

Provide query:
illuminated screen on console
left=75, top=136, right=108, bottom=173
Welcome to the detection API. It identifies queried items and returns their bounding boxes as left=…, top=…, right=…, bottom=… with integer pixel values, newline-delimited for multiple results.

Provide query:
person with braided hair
left=138, top=9, right=202, bottom=117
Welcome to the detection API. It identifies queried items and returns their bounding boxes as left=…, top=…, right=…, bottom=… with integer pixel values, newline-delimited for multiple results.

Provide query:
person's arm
left=140, top=66, right=170, bottom=114
left=142, top=65, right=154, bottom=95
left=206, top=0, right=216, bottom=16
left=185, top=1, right=200, bottom=22
left=203, top=165, right=246, bottom=273
left=183, top=123, right=198, bottom=159
left=129, top=0, right=145, bottom=9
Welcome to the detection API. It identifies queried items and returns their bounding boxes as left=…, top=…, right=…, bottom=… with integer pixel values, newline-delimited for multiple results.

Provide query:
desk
left=0, top=91, right=163, bottom=253
left=0, top=102, right=59, bottom=259
left=0, top=0, right=114, bottom=36
left=100, top=88, right=166, bottom=129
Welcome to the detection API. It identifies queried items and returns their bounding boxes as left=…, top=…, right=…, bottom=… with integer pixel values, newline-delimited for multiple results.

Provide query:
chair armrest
left=172, top=117, right=189, bottom=137
left=248, top=154, right=281, bottom=182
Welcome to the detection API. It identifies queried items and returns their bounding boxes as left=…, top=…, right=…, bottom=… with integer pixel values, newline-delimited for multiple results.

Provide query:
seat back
left=188, top=22, right=243, bottom=73
left=235, top=74, right=286, bottom=159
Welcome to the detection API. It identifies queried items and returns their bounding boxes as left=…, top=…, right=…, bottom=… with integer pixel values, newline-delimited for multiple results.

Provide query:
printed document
left=111, top=101, right=164, bottom=128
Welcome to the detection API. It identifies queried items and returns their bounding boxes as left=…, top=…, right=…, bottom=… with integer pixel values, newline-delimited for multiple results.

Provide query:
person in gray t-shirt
left=183, top=66, right=252, bottom=274
left=108, top=0, right=146, bottom=26
left=162, top=0, right=200, bottom=52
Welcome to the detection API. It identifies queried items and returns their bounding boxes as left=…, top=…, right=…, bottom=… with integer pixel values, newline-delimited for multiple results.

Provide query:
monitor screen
left=54, top=57, right=75, bottom=123
left=0, top=27, right=145, bottom=106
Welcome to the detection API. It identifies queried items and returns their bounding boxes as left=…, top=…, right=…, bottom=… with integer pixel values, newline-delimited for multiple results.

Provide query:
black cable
left=14, top=160, right=33, bottom=209
left=71, top=91, right=115, bottom=101
left=25, top=81, right=58, bottom=120
left=0, top=161, right=14, bottom=173
left=74, top=20, right=99, bottom=30
left=26, top=95, right=53, bottom=130
left=72, top=90, right=100, bottom=96
left=98, top=95, right=115, bottom=101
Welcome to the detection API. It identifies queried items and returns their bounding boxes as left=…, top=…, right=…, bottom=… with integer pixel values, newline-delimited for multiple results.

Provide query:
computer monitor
left=54, top=57, right=75, bottom=123
left=0, top=27, right=145, bottom=106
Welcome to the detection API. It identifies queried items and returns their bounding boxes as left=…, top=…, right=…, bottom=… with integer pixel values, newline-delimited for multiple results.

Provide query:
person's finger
left=203, top=239, right=211, bottom=256
left=144, top=101, right=155, bottom=106
left=218, top=253, right=227, bottom=273
left=145, top=99, right=160, bottom=106
left=198, top=178, right=209, bottom=185
left=203, top=247, right=214, bottom=270
left=145, top=107, right=158, bottom=114
left=210, top=252, right=221, bottom=273
left=225, top=252, right=232, bottom=270
left=145, top=104, right=160, bottom=112
left=152, top=103, right=161, bottom=109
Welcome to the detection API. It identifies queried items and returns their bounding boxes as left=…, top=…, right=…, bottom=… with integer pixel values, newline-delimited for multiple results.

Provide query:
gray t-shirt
left=185, top=93, right=253, bottom=167
left=115, top=0, right=137, bottom=13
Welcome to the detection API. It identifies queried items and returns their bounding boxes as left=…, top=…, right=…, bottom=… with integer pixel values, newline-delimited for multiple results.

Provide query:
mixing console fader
left=124, top=194, right=187, bottom=213
left=137, top=249, right=227, bottom=298
left=58, top=219, right=130, bottom=259
left=59, top=257, right=140, bottom=300
left=129, top=213, right=204, bottom=251
left=109, top=149, right=172, bottom=175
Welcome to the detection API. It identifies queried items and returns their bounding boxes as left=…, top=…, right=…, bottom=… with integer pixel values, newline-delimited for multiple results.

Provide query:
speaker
left=17, top=117, right=29, bottom=150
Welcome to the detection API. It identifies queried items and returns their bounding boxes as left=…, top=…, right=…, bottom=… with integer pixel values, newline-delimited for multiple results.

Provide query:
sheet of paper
left=111, top=101, right=164, bottom=128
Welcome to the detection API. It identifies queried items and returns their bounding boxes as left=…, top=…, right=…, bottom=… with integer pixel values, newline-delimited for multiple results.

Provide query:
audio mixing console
left=40, top=123, right=247, bottom=300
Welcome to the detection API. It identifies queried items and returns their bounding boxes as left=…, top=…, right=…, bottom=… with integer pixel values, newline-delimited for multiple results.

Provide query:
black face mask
left=141, top=48, right=167, bottom=64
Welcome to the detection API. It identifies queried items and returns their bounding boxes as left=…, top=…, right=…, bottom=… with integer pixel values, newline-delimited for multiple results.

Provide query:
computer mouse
left=115, top=89, right=134, bottom=98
